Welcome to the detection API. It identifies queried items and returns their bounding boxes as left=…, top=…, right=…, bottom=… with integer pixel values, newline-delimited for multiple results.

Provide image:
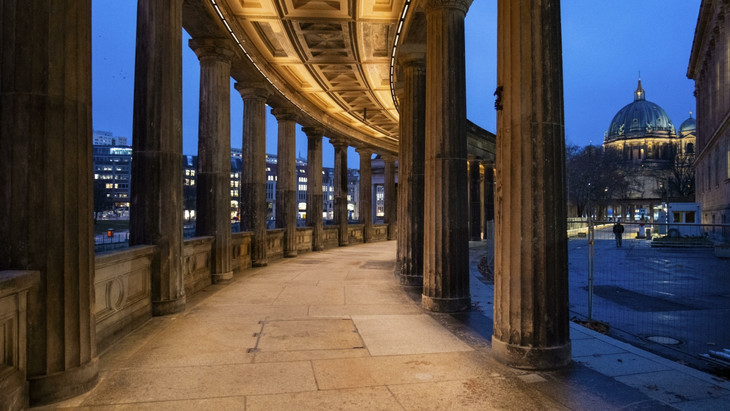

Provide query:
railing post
left=587, top=215, right=594, bottom=321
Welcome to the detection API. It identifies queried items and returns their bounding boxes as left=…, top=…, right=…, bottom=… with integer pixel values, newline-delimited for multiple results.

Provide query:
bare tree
left=656, top=154, right=695, bottom=202
left=566, top=145, right=631, bottom=218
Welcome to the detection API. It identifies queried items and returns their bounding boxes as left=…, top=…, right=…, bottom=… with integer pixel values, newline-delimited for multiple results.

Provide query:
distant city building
left=688, top=0, right=730, bottom=242
left=601, top=80, right=696, bottom=221
left=94, top=140, right=363, bottom=224
left=93, top=129, right=128, bottom=147
left=93, top=133, right=132, bottom=215
left=185, top=148, right=361, bottom=225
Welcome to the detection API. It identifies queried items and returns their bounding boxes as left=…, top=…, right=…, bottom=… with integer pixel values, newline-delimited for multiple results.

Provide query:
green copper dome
left=605, top=80, right=676, bottom=142
left=679, top=115, right=696, bottom=133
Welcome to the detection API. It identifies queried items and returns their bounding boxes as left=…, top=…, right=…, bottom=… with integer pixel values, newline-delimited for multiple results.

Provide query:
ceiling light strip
left=390, top=0, right=412, bottom=111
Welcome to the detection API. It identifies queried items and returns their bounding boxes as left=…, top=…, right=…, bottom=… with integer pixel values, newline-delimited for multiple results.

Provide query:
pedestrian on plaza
left=613, top=220, right=625, bottom=247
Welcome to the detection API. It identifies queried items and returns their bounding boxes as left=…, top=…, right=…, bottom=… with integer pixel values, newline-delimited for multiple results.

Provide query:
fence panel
left=569, top=221, right=730, bottom=367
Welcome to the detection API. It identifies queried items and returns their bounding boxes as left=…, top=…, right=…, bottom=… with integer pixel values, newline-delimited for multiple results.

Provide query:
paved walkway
left=39, top=241, right=730, bottom=410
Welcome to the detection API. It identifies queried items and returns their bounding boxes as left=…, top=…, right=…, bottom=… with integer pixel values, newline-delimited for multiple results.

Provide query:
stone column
left=236, top=83, right=270, bottom=266
left=331, top=139, right=349, bottom=246
left=357, top=148, right=374, bottom=242
left=469, top=159, right=482, bottom=241
left=304, top=127, right=325, bottom=251
left=396, top=53, right=426, bottom=286
left=190, top=39, right=234, bottom=283
left=0, top=1, right=99, bottom=403
left=483, top=163, right=495, bottom=239
left=493, top=0, right=571, bottom=369
left=130, top=0, right=186, bottom=316
left=273, top=108, right=299, bottom=257
left=383, top=155, right=398, bottom=240
left=422, top=0, right=470, bottom=312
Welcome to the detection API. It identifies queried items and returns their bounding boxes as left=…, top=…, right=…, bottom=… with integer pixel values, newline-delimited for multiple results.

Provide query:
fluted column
left=236, top=83, right=270, bottom=266
left=304, top=127, right=325, bottom=251
left=1, top=1, right=98, bottom=403
left=493, top=0, right=571, bottom=369
left=396, top=53, right=426, bottom=286
left=383, top=155, right=398, bottom=240
left=357, top=148, right=374, bottom=242
left=469, top=159, right=482, bottom=240
left=190, top=39, right=234, bottom=283
left=483, top=162, right=495, bottom=239
left=273, top=108, right=299, bottom=257
left=422, top=0, right=470, bottom=312
left=130, top=0, right=186, bottom=317
left=331, top=139, right=349, bottom=246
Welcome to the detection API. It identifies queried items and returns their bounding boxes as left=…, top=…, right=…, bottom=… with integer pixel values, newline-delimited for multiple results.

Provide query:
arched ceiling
left=196, top=0, right=404, bottom=151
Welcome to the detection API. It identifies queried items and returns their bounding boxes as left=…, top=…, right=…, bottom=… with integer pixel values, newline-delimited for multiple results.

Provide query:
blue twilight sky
left=92, top=0, right=701, bottom=168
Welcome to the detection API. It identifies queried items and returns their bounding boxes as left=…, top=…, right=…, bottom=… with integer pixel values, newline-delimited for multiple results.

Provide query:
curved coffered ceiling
left=202, top=0, right=405, bottom=150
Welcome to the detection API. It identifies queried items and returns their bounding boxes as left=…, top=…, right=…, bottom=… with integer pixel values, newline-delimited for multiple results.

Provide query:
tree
left=566, top=145, right=632, bottom=218
left=656, top=154, right=695, bottom=202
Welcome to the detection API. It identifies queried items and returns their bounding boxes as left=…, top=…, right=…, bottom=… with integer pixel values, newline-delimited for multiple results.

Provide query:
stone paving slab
left=246, top=386, right=402, bottom=411
left=352, top=314, right=473, bottom=356
left=387, top=378, right=569, bottom=411
left=82, top=362, right=318, bottom=405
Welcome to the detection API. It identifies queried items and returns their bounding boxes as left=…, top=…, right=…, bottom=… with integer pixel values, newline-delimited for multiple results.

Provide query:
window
left=727, top=148, right=730, bottom=180
left=686, top=211, right=695, bottom=223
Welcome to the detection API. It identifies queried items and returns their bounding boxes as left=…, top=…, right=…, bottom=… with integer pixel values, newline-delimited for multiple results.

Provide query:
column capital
left=397, top=51, right=426, bottom=68
left=188, top=38, right=235, bottom=63
left=234, top=82, right=270, bottom=101
left=381, top=153, right=397, bottom=163
left=302, top=126, right=324, bottom=139
left=424, top=0, right=471, bottom=13
left=330, top=138, right=349, bottom=150
left=271, top=107, right=299, bottom=122
left=356, top=147, right=373, bottom=157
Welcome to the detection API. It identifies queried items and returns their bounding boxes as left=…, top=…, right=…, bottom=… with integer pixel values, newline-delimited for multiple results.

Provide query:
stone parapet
left=95, top=246, right=156, bottom=352
left=0, top=270, right=40, bottom=411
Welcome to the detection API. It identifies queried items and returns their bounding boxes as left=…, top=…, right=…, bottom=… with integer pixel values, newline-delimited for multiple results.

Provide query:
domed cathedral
left=604, top=79, right=679, bottom=164
left=602, top=79, right=695, bottom=221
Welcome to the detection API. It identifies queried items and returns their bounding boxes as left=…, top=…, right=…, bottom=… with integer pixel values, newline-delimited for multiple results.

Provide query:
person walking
left=613, top=220, right=625, bottom=247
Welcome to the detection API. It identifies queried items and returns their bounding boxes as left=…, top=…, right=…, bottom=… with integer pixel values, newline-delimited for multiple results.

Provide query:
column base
left=212, top=271, right=233, bottom=284
left=491, top=337, right=571, bottom=370
left=29, top=358, right=98, bottom=406
left=152, top=295, right=186, bottom=316
left=338, top=241, right=349, bottom=247
left=252, top=260, right=268, bottom=267
left=284, top=251, right=297, bottom=258
left=421, top=295, right=470, bottom=313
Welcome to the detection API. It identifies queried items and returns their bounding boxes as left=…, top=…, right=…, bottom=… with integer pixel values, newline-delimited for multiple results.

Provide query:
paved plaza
left=36, top=241, right=730, bottom=410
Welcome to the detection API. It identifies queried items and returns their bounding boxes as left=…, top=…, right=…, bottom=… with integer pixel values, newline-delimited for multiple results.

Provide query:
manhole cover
left=647, top=336, right=681, bottom=345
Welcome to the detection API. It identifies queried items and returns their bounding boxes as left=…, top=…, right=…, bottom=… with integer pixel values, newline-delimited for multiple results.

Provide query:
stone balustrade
left=296, top=227, right=313, bottom=254
left=183, top=237, right=215, bottom=296
left=266, top=229, right=285, bottom=260
left=372, top=224, right=388, bottom=241
left=0, top=270, right=39, bottom=410
left=232, top=232, right=253, bottom=273
left=323, top=226, right=340, bottom=249
left=94, top=246, right=156, bottom=352
left=348, top=223, right=365, bottom=244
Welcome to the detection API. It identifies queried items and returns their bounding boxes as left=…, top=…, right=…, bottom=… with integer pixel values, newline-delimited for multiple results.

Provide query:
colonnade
left=1, top=0, right=572, bottom=406
left=394, top=0, right=570, bottom=369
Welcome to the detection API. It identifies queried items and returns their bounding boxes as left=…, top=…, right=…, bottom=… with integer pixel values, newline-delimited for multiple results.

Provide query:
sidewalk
left=37, top=241, right=730, bottom=410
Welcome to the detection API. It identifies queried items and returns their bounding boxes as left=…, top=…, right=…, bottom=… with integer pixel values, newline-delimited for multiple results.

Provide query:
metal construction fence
left=568, top=220, right=730, bottom=370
